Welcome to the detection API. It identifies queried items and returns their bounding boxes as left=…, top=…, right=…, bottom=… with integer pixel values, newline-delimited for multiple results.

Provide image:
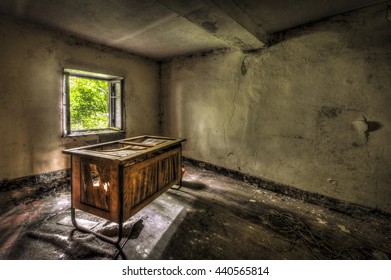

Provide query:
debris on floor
left=0, top=165, right=390, bottom=260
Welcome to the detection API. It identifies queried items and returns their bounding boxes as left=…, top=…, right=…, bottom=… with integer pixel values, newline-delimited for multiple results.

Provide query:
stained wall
left=162, top=4, right=391, bottom=212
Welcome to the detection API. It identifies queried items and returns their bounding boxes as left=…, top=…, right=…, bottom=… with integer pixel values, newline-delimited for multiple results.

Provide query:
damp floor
left=0, top=164, right=390, bottom=260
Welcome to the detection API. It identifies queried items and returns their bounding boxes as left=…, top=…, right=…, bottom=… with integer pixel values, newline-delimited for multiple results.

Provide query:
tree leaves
left=69, top=77, right=109, bottom=131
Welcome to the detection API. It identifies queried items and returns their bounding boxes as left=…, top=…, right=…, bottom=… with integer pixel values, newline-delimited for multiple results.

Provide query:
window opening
left=63, top=69, right=123, bottom=135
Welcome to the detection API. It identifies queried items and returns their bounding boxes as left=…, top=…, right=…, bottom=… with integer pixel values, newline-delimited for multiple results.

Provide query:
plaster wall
left=162, top=4, right=391, bottom=212
left=0, top=17, right=160, bottom=181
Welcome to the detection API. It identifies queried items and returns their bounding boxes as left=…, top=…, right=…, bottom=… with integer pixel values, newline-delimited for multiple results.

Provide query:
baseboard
left=2, top=159, right=389, bottom=217
left=183, top=157, right=390, bottom=217
left=0, top=169, right=70, bottom=191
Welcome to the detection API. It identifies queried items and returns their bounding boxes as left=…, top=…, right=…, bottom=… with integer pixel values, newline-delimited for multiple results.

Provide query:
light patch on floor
left=317, top=218, right=327, bottom=225
left=337, top=224, right=351, bottom=234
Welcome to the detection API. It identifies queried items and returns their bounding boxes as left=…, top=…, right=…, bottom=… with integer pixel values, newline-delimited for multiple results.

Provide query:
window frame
left=62, top=68, right=124, bottom=136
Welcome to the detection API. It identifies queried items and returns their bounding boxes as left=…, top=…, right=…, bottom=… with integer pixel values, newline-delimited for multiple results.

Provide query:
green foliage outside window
left=69, top=77, right=109, bottom=131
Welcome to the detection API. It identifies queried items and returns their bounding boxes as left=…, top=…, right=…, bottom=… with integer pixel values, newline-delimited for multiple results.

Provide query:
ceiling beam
left=211, top=0, right=268, bottom=45
left=158, top=0, right=267, bottom=52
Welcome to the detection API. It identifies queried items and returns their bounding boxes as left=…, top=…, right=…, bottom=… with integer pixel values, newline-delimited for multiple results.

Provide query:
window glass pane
left=69, top=76, right=109, bottom=131
left=110, top=80, right=122, bottom=128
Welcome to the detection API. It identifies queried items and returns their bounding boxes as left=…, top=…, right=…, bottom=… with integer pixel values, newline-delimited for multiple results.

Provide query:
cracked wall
left=162, top=4, right=391, bottom=212
left=0, top=17, right=160, bottom=181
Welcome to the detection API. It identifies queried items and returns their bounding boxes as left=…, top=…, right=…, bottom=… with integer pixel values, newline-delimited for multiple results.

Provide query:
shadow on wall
left=367, top=121, right=382, bottom=133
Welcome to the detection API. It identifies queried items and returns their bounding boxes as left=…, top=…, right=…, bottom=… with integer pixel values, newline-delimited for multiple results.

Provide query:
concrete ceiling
left=0, top=0, right=386, bottom=60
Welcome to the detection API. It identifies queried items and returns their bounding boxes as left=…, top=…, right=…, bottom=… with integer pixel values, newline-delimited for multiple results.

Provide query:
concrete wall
left=0, top=17, right=160, bottom=181
left=162, top=4, right=391, bottom=212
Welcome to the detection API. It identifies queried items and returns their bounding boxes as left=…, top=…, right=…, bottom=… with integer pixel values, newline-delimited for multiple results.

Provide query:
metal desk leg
left=71, top=207, right=123, bottom=246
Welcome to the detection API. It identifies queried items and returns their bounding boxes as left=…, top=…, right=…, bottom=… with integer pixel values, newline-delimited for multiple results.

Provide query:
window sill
left=64, top=129, right=126, bottom=143
left=65, top=129, right=125, bottom=137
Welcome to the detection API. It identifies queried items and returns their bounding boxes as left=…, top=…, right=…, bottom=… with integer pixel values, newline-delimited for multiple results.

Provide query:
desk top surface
left=62, top=135, right=185, bottom=163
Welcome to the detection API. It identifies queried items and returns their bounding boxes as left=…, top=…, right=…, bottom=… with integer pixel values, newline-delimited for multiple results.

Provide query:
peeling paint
left=352, top=117, right=369, bottom=145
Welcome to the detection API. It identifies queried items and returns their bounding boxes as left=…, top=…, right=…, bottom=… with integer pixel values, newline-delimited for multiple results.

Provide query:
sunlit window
left=63, top=69, right=123, bottom=135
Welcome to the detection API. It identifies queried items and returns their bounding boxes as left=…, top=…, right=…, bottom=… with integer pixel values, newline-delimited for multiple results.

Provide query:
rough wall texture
left=162, top=4, right=391, bottom=212
left=0, top=17, right=160, bottom=181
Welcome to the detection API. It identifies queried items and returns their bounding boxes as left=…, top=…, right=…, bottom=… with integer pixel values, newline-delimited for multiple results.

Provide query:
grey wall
left=0, top=17, right=160, bottom=181
left=162, top=4, right=391, bottom=212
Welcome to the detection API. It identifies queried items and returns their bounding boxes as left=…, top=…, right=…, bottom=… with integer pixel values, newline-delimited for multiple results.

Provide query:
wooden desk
left=62, top=135, right=185, bottom=245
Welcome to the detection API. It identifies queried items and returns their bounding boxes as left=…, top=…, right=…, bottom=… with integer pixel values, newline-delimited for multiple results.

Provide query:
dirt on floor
left=0, top=164, right=390, bottom=260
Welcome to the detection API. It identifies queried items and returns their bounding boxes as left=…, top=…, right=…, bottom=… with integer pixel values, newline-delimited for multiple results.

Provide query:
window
left=63, top=69, right=123, bottom=135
